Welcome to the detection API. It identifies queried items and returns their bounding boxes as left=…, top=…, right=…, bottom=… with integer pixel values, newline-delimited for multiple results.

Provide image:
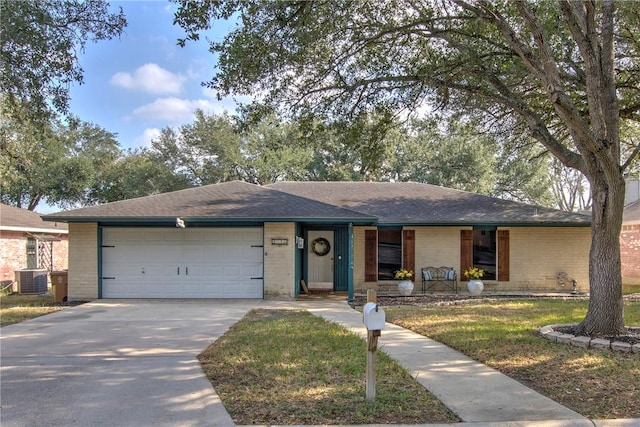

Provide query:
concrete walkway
left=300, top=300, right=590, bottom=425
left=1, top=299, right=637, bottom=427
left=299, top=299, right=640, bottom=427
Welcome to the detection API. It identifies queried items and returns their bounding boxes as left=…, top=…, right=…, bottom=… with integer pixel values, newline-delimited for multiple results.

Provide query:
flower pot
left=398, top=280, right=414, bottom=296
left=467, top=279, right=484, bottom=295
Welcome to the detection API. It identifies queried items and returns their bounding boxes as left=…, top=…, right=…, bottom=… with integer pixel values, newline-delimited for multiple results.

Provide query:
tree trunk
left=28, top=195, right=42, bottom=211
left=575, top=174, right=626, bottom=336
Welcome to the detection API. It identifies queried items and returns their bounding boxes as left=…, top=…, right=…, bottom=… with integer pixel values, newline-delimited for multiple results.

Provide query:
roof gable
left=43, top=181, right=375, bottom=223
left=42, top=180, right=591, bottom=226
left=0, top=203, right=68, bottom=232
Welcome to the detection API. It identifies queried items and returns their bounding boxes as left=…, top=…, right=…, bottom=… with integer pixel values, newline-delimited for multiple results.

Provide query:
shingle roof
left=0, top=203, right=68, bottom=232
left=267, top=181, right=591, bottom=225
left=42, top=180, right=591, bottom=226
left=42, top=181, right=375, bottom=223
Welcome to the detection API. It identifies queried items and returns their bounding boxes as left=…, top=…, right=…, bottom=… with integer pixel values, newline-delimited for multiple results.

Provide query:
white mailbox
left=363, top=302, right=386, bottom=331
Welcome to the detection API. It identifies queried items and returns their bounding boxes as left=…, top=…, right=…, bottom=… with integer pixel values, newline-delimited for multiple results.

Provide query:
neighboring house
left=42, top=181, right=591, bottom=301
left=0, top=203, right=68, bottom=289
left=621, top=180, right=640, bottom=284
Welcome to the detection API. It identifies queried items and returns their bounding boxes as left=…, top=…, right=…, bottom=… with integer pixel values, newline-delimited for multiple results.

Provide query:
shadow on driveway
left=0, top=300, right=276, bottom=427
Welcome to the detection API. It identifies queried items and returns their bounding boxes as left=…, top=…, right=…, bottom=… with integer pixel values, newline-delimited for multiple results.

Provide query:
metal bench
left=421, top=266, right=457, bottom=293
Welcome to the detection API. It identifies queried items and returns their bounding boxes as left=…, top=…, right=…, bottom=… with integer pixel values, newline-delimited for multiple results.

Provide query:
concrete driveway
left=0, top=299, right=278, bottom=427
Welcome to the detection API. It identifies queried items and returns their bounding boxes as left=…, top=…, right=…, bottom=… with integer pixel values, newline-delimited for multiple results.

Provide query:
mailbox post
left=363, top=290, right=385, bottom=402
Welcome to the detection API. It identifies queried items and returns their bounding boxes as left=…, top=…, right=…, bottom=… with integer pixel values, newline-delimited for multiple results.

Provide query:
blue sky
left=69, top=1, right=244, bottom=149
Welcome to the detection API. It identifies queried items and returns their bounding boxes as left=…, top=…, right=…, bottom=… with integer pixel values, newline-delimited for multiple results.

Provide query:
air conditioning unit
left=15, top=269, right=48, bottom=294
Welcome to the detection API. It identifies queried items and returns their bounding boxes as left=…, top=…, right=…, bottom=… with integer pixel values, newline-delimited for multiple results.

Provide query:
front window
left=473, top=228, right=496, bottom=280
left=378, top=228, right=401, bottom=280
left=26, top=237, right=37, bottom=269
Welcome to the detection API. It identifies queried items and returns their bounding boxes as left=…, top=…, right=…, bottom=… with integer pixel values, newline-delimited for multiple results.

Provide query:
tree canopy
left=0, top=101, right=120, bottom=210
left=0, top=0, right=126, bottom=119
left=175, top=0, right=640, bottom=335
left=148, top=108, right=553, bottom=204
left=88, top=148, right=191, bottom=204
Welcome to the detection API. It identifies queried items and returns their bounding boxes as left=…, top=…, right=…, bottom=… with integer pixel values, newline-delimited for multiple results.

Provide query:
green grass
left=4, top=289, right=639, bottom=421
left=623, top=283, right=640, bottom=295
left=201, top=300, right=639, bottom=422
left=385, top=299, right=640, bottom=419
left=0, top=293, right=63, bottom=327
left=198, top=309, right=459, bottom=425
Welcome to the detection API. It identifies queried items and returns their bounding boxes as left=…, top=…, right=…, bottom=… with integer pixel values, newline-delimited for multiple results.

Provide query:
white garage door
left=101, top=227, right=263, bottom=298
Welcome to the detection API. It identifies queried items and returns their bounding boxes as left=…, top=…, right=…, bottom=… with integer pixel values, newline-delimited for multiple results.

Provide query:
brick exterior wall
left=1, top=231, right=27, bottom=285
left=353, top=226, right=591, bottom=294
left=354, top=226, right=469, bottom=293
left=621, top=224, right=640, bottom=284
left=506, top=227, right=590, bottom=292
left=68, top=223, right=98, bottom=300
left=52, top=239, right=68, bottom=271
left=1, top=230, right=68, bottom=289
left=414, top=226, right=467, bottom=292
left=65, top=221, right=593, bottom=299
left=414, top=227, right=469, bottom=270
left=263, top=222, right=296, bottom=299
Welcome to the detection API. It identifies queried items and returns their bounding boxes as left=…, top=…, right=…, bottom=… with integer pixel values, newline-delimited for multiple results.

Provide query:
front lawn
left=198, top=309, right=459, bottom=425
left=0, top=294, right=63, bottom=327
left=201, top=299, right=639, bottom=423
left=623, top=283, right=640, bottom=295
left=384, top=299, right=640, bottom=419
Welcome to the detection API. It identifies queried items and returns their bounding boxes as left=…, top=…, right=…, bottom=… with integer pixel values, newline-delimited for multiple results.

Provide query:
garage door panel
left=242, top=247, right=263, bottom=260
left=141, top=230, right=167, bottom=242
left=103, top=228, right=141, bottom=242
left=240, top=228, right=262, bottom=240
left=164, top=231, right=186, bottom=242
left=220, top=247, right=241, bottom=260
left=102, top=227, right=263, bottom=299
left=184, top=232, right=203, bottom=242
left=208, top=246, right=231, bottom=259
left=219, top=230, right=238, bottom=241
left=102, top=246, right=133, bottom=263
left=183, top=245, right=212, bottom=262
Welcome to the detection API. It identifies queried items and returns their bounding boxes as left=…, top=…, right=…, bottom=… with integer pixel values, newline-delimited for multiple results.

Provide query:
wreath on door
left=311, top=237, right=331, bottom=256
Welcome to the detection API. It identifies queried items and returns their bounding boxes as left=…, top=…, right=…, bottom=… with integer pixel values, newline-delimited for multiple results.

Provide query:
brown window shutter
left=498, top=230, right=510, bottom=281
left=364, top=230, right=377, bottom=282
left=403, top=229, right=415, bottom=274
left=460, top=230, right=473, bottom=277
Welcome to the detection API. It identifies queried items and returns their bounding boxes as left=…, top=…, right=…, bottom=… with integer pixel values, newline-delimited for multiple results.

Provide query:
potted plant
left=463, top=267, right=484, bottom=295
left=395, top=269, right=414, bottom=296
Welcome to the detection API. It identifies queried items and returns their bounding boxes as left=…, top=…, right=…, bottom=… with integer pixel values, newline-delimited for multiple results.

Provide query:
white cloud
left=133, top=97, right=222, bottom=122
left=201, top=89, right=255, bottom=111
left=134, top=128, right=162, bottom=147
left=110, top=63, right=186, bottom=95
left=201, top=87, right=218, bottom=99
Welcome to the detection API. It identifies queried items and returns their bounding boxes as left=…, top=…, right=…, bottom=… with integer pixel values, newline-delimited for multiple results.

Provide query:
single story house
left=42, top=181, right=591, bottom=301
left=1, top=203, right=68, bottom=290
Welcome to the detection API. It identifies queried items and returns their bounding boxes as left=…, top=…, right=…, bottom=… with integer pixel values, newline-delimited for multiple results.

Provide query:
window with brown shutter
left=497, top=230, right=510, bottom=281
left=460, top=230, right=473, bottom=276
left=403, top=230, right=415, bottom=274
left=364, top=230, right=377, bottom=282
left=460, top=228, right=510, bottom=281
left=366, top=229, right=417, bottom=281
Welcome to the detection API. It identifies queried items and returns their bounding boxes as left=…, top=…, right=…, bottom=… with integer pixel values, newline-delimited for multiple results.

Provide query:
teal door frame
left=300, top=224, right=352, bottom=296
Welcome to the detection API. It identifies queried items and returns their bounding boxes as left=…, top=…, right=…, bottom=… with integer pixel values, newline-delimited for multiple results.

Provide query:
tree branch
left=622, top=141, right=640, bottom=172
